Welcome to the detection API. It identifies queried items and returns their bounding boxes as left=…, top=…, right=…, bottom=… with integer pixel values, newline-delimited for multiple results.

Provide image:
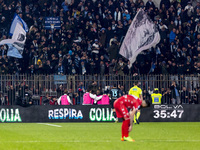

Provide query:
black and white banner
left=0, top=105, right=115, bottom=123
left=0, top=105, right=200, bottom=123
left=119, top=8, right=160, bottom=66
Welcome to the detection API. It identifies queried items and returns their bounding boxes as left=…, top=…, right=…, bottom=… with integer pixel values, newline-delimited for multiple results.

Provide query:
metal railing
left=0, top=74, right=199, bottom=105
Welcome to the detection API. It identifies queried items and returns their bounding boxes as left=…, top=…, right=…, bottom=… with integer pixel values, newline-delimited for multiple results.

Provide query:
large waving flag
left=9, top=13, right=28, bottom=36
left=7, top=44, right=23, bottom=58
left=119, top=9, right=160, bottom=67
left=11, top=23, right=26, bottom=53
left=0, top=23, right=26, bottom=58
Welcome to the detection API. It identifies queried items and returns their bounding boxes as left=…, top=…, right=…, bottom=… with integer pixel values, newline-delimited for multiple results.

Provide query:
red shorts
left=114, top=99, right=130, bottom=119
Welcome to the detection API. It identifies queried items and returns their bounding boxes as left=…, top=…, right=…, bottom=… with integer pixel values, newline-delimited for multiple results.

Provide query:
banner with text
left=45, top=17, right=61, bottom=29
left=0, top=105, right=199, bottom=123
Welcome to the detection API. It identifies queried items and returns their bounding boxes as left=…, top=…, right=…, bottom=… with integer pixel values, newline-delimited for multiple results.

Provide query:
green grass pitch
left=0, top=122, right=200, bottom=150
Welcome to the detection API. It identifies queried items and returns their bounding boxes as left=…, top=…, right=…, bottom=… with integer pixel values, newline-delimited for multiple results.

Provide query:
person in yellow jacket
left=128, top=81, right=143, bottom=124
left=151, top=88, right=162, bottom=104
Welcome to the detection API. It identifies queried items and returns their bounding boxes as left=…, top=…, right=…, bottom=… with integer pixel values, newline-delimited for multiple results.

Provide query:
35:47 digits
left=153, top=110, right=184, bottom=119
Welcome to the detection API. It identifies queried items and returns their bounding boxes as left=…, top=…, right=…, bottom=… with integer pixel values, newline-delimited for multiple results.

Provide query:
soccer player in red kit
left=114, top=94, right=150, bottom=142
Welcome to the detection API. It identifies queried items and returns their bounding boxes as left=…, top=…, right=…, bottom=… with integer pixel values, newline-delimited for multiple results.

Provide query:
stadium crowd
left=0, top=0, right=200, bottom=105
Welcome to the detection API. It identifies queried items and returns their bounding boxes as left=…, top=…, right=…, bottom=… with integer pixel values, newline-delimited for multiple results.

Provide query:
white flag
left=0, top=23, right=26, bottom=58
left=9, top=13, right=28, bottom=36
left=7, top=44, right=23, bottom=58
left=12, top=23, right=26, bottom=53
left=119, top=9, right=160, bottom=67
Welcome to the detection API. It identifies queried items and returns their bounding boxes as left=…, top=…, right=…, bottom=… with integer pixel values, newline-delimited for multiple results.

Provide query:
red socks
left=122, top=119, right=130, bottom=138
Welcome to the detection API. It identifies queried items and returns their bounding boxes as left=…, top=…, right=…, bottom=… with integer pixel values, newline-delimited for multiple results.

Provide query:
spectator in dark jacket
left=108, top=40, right=119, bottom=61
left=184, top=61, right=193, bottom=74
left=170, top=81, right=181, bottom=104
left=181, top=86, right=191, bottom=104
left=160, top=0, right=170, bottom=10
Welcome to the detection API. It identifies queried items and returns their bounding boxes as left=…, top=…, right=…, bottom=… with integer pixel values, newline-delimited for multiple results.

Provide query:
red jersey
left=115, top=95, right=142, bottom=110
left=114, top=95, right=142, bottom=119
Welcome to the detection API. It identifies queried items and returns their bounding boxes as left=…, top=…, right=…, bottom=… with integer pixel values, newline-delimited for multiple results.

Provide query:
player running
left=129, top=81, right=143, bottom=124
left=114, top=94, right=150, bottom=142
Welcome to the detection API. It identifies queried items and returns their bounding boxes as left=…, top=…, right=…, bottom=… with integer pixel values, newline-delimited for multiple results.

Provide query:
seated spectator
left=49, top=97, right=58, bottom=105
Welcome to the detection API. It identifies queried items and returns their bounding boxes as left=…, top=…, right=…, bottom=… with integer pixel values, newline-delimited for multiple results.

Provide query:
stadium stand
left=0, top=0, right=199, bottom=105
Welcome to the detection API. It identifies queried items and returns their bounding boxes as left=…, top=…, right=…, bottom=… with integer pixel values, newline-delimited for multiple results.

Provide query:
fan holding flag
left=119, top=8, right=160, bottom=68
left=9, top=13, right=29, bottom=36
left=0, top=13, right=28, bottom=58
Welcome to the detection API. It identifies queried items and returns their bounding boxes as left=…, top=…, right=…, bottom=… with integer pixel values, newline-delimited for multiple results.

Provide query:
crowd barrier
left=0, top=105, right=199, bottom=123
left=1, top=74, right=200, bottom=105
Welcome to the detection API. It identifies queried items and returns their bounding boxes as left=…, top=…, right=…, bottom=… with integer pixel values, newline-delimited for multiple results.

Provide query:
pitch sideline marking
left=138, top=140, right=200, bottom=142
left=37, top=123, right=62, bottom=127
left=1, top=140, right=200, bottom=143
